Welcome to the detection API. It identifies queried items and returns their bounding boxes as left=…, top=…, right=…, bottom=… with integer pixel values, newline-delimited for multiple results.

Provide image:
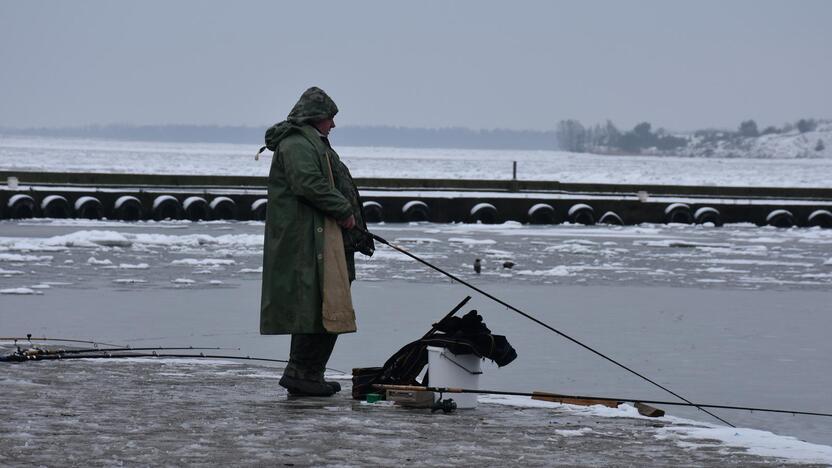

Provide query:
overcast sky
left=1, top=0, right=829, bottom=132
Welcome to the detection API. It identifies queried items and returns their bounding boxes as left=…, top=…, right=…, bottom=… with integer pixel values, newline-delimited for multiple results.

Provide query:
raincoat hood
left=287, top=86, right=339, bottom=125
left=263, top=87, right=339, bottom=152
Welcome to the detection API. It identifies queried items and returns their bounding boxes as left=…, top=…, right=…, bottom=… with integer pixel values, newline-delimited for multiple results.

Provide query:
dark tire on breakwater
left=75, top=196, right=103, bottom=219
left=808, top=210, right=832, bottom=228
left=362, top=201, right=383, bottom=223
left=528, top=203, right=555, bottom=224
left=599, top=211, right=624, bottom=225
left=183, top=196, right=209, bottom=221
left=694, top=207, right=723, bottom=226
left=152, top=195, right=181, bottom=221
left=210, top=197, right=237, bottom=220
left=665, top=203, right=694, bottom=224
left=470, top=203, right=498, bottom=224
left=766, top=209, right=795, bottom=228
left=114, top=196, right=143, bottom=221
left=567, top=203, right=595, bottom=225
left=6, top=194, right=36, bottom=219
left=402, top=200, right=430, bottom=222
left=41, top=195, right=71, bottom=218
left=251, top=199, right=267, bottom=221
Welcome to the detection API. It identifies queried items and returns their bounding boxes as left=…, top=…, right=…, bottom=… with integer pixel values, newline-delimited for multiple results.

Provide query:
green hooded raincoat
left=260, top=87, right=370, bottom=335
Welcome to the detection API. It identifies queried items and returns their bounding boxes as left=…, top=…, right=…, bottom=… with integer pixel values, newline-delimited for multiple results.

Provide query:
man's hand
left=338, top=214, right=356, bottom=230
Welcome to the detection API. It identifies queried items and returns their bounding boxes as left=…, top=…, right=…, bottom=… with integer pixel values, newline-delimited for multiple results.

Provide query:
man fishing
left=260, top=87, right=373, bottom=397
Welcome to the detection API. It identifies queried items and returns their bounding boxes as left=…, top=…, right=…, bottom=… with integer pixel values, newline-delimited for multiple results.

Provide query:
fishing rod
left=0, top=335, right=125, bottom=348
left=1, top=349, right=347, bottom=374
left=361, top=228, right=735, bottom=427
left=14, top=346, right=240, bottom=357
left=375, top=384, right=832, bottom=419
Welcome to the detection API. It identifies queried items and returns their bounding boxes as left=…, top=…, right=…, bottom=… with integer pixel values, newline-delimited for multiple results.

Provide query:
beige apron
left=320, top=151, right=357, bottom=333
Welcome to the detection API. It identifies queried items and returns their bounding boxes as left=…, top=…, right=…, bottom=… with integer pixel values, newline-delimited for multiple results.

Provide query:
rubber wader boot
left=281, top=333, right=340, bottom=396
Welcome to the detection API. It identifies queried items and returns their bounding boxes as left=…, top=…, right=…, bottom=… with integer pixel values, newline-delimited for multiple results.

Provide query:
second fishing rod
left=358, top=227, right=734, bottom=427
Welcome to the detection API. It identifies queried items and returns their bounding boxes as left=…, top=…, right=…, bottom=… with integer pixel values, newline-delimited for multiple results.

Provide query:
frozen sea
left=2, top=219, right=832, bottom=466
left=2, top=136, right=832, bottom=465
left=2, top=135, right=832, bottom=187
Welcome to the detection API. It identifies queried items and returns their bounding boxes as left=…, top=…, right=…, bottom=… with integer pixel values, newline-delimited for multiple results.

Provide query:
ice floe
left=171, top=258, right=236, bottom=266
left=87, top=257, right=113, bottom=265
left=0, top=253, right=53, bottom=262
left=0, top=287, right=40, bottom=295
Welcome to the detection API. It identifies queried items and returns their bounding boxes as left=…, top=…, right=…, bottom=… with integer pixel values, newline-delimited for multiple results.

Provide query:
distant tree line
left=2, top=124, right=558, bottom=151
left=4, top=118, right=825, bottom=153
left=556, top=119, right=686, bottom=153
left=556, top=117, right=826, bottom=155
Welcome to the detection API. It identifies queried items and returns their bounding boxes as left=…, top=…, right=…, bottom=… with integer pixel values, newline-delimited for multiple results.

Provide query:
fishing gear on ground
left=352, top=296, right=517, bottom=410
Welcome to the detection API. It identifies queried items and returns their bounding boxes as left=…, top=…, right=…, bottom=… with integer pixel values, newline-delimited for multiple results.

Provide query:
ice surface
left=2, top=220, right=831, bottom=292
left=2, top=135, right=832, bottom=187
left=0, top=356, right=828, bottom=466
left=2, top=219, right=832, bottom=463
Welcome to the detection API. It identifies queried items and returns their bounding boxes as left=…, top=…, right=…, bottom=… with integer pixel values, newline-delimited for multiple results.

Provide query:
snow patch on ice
left=117, top=263, right=149, bottom=269
left=654, top=425, right=832, bottom=465
left=705, top=259, right=813, bottom=267
left=171, top=258, right=236, bottom=266
left=552, top=427, right=593, bottom=437
left=480, top=394, right=832, bottom=464
left=516, top=265, right=574, bottom=277
left=393, top=237, right=440, bottom=244
left=0, top=287, right=40, bottom=295
left=0, top=253, right=53, bottom=262
left=171, top=278, right=195, bottom=284
left=87, top=257, right=112, bottom=265
left=448, top=237, right=497, bottom=245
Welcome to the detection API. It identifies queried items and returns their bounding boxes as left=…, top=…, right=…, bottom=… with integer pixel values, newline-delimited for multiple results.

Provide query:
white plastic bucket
left=426, top=346, right=481, bottom=409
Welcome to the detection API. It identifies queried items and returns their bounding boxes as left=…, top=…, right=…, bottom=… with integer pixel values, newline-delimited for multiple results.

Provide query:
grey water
left=1, top=220, right=832, bottom=458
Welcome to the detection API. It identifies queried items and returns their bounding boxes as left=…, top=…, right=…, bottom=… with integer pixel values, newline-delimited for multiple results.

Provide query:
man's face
left=314, top=118, right=336, bottom=136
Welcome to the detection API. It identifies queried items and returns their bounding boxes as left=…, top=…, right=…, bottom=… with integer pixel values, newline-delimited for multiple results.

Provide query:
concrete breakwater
left=1, top=171, right=831, bottom=228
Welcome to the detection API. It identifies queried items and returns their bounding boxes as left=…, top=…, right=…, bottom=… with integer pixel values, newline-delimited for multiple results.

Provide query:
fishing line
left=362, top=228, right=735, bottom=427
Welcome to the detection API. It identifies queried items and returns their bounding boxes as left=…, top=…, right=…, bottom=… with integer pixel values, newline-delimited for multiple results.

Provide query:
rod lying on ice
left=10, top=346, right=238, bottom=357
left=361, top=228, right=735, bottom=427
left=1, top=350, right=347, bottom=374
left=0, top=351, right=290, bottom=364
left=374, top=384, right=832, bottom=418
left=1, top=335, right=125, bottom=348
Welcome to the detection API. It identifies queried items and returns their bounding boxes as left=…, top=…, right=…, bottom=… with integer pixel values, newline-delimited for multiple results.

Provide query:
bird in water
left=502, top=261, right=515, bottom=269
left=474, top=258, right=482, bottom=274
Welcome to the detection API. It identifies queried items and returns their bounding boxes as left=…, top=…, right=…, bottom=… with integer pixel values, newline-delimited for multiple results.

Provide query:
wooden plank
left=532, top=391, right=621, bottom=408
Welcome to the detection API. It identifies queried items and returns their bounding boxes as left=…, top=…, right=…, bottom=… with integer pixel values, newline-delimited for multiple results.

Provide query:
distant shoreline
left=0, top=124, right=559, bottom=151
